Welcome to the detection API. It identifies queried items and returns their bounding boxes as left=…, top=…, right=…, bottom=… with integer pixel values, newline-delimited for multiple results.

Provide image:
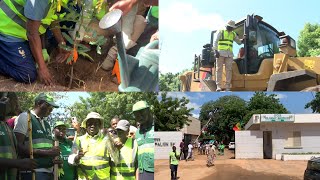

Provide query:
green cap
left=35, top=93, right=59, bottom=108
left=132, top=101, right=149, bottom=112
left=54, top=121, right=68, bottom=129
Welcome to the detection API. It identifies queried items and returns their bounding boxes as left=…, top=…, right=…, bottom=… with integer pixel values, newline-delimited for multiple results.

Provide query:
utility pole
left=195, top=108, right=220, bottom=143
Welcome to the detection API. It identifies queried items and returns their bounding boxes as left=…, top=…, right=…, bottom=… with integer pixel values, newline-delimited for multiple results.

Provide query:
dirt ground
left=0, top=48, right=119, bottom=92
left=155, top=149, right=307, bottom=180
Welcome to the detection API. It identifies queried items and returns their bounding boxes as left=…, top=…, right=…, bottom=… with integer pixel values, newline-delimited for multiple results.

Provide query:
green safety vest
left=59, top=138, right=76, bottom=180
left=136, top=125, right=154, bottom=173
left=169, top=151, right=178, bottom=165
left=218, top=30, right=236, bottom=52
left=25, top=114, right=54, bottom=168
left=0, top=121, right=17, bottom=180
left=0, top=0, right=62, bottom=40
left=76, top=134, right=110, bottom=180
left=111, top=138, right=137, bottom=180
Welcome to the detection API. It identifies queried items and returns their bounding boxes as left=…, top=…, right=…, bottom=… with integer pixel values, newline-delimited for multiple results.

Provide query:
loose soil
left=0, top=48, right=118, bottom=92
left=155, top=149, right=307, bottom=180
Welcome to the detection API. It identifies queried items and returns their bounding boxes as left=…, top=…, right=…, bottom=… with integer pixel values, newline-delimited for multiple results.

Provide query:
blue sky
left=160, top=0, right=320, bottom=73
left=165, top=92, right=316, bottom=118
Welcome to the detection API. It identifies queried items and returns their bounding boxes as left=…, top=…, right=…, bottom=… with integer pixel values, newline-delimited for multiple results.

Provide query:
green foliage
left=154, top=92, right=193, bottom=131
left=199, top=92, right=288, bottom=143
left=159, top=72, right=180, bottom=91
left=199, top=95, right=247, bottom=143
left=305, top=92, right=320, bottom=113
left=297, top=23, right=320, bottom=57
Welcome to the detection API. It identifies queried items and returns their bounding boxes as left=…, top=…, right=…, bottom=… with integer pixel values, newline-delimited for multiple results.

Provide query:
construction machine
left=180, top=14, right=320, bottom=91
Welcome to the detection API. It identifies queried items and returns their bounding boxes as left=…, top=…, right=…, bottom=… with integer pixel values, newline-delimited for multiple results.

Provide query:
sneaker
left=216, top=87, right=222, bottom=92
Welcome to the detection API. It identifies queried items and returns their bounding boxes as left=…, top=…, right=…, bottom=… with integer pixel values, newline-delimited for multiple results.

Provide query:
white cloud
left=192, top=113, right=200, bottom=118
left=161, top=2, right=225, bottom=33
left=187, top=102, right=201, bottom=111
left=163, top=92, right=201, bottom=111
left=275, top=93, right=288, bottom=99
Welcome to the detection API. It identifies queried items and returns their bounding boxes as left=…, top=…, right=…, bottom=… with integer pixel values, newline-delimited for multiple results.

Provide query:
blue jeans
left=139, top=171, right=154, bottom=180
left=20, top=172, right=53, bottom=180
left=0, top=40, right=37, bottom=83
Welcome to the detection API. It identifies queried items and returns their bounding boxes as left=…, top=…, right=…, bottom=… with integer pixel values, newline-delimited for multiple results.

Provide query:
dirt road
left=155, top=149, right=307, bottom=180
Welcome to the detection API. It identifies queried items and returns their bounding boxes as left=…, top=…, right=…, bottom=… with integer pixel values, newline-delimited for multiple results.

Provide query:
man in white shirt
left=185, top=143, right=193, bottom=161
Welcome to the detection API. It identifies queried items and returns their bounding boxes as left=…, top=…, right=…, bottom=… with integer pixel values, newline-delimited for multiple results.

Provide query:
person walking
left=169, top=146, right=179, bottom=180
left=179, top=139, right=184, bottom=160
left=68, top=112, right=112, bottom=180
left=14, top=93, right=60, bottom=180
left=111, top=120, right=138, bottom=180
left=185, top=142, right=193, bottom=161
left=52, top=121, right=77, bottom=180
left=132, top=101, right=154, bottom=180
left=213, top=20, right=246, bottom=91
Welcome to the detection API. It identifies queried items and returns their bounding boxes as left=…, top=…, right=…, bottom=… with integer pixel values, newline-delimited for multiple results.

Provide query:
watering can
left=99, top=10, right=159, bottom=92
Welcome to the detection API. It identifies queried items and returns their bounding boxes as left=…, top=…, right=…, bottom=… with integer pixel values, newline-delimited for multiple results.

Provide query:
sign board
left=155, top=131, right=183, bottom=159
left=260, top=114, right=294, bottom=122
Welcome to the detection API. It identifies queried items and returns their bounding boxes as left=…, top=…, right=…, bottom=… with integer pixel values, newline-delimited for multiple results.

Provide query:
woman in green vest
left=169, top=146, right=179, bottom=180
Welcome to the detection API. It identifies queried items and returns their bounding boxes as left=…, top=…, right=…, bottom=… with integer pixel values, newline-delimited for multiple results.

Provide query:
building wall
left=180, top=116, right=201, bottom=136
left=235, top=131, right=263, bottom=159
left=261, top=123, right=320, bottom=158
left=155, top=131, right=183, bottom=159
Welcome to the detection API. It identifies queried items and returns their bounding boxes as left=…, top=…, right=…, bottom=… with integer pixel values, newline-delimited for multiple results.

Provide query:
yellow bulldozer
left=180, top=14, right=320, bottom=91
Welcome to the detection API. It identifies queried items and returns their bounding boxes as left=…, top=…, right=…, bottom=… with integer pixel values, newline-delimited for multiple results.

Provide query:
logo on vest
left=0, top=131, right=5, bottom=136
left=18, top=47, right=26, bottom=59
left=37, top=130, right=44, bottom=134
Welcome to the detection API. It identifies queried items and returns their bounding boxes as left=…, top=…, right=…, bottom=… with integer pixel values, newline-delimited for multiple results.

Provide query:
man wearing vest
left=14, top=93, right=61, bottom=180
left=0, top=0, right=70, bottom=85
left=111, top=120, right=138, bottom=180
left=52, top=121, right=77, bottom=180
left=132, top=100, right=154, bottom=180
left=68, top=112, right=111, bottom=180
left=169, top=146, right=179, bottom=180
left=213, top=20, right=246, bottom=91
left=0, top=93, right=37, bottom=180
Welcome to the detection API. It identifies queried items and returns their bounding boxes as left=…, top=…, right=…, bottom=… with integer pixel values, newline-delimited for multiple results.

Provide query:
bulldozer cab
left=233, top=15, right=281, bottom=74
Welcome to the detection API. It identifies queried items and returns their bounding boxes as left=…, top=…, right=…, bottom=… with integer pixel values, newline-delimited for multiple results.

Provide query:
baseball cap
left=81, top=112, right=104, bottom=128
left=35, top=93, right=59, bottom=108
left=54, top=121, right=68, bottom=129
left=132, top=101, right=149, bottom=112
left=116, top=120, right=130, bottom=131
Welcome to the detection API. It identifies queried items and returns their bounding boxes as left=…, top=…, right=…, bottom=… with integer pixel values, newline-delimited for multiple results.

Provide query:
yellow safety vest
left=111, top=138, right=137, bottom=180
left=0, top=0, right=65, bottom=40
left=218, top=30, right=236, bottom=51
left=77, top=134, right=111, bottom=180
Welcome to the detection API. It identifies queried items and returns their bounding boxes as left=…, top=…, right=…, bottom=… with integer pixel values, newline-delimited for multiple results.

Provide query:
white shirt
left=188, top=144, right=193, bottom=153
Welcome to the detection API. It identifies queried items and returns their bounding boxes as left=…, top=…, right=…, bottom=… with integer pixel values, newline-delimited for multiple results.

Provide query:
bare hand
left=150, top=31, right=159, bottom=43
left=18, top=158, right=37, bottom=170
left=114, top=140, right=123, bottom=149
left=56, top=48, right=71, bottom=63
left=75, top=149, right=85, bottom=163
left=38, top=65, right=53, bottom=85
left=109, top=0, right=137, bottom=15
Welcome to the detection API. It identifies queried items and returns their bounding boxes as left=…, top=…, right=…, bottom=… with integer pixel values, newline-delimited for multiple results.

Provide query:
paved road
left=155, top=149, right=307, bottom=180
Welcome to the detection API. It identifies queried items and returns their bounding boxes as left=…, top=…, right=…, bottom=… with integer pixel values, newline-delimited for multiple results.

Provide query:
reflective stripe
left=218, top=42, right=233, bottom=47
left=32, top=138, right=53, bottom=144
left=111, top=162, right=134, bottom=167
left=0, top=153, right=13, bottom=158
left=82, top=156, right=110, bottom=161
left=26, top=138, right=53, bottom=149
left=82, top=164, right=108, bottom=170
left=0, top=0, right=26, bottom=28
left=138, top=143, right=154, bottom=149
left=33, top=143, right=53, bottom=149
left=110, top=171, right=135, bottom=177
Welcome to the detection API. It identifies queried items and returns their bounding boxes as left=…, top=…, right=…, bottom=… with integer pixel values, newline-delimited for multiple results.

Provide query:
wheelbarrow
left=99, top=9, right=159, bottom=92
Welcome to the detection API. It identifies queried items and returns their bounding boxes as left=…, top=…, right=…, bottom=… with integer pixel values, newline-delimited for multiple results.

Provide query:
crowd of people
left=0, top=93, right=155, bottom=180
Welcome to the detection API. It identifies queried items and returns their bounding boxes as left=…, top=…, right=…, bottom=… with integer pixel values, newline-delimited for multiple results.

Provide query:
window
left=286, top=131, right=301, bottom=147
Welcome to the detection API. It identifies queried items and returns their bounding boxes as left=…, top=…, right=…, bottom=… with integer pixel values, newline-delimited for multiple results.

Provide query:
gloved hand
left=42, top=49, right=50, bottom=62
left=215, top=50, right=220, bottom=58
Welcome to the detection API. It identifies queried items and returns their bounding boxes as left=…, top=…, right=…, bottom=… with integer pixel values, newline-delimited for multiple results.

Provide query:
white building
left=235, top=114, right=320, bottom=159
left=155, top=116, right=201, bottom=159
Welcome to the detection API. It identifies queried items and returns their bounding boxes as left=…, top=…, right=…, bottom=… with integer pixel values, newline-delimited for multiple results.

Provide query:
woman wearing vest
left=110, top=120, right=138, bottom=180
left=169, top=146, right=179, bottom=180
left=212, top=20, right=246, bottom=91
left=13, top=93, right=61, bottom=180
left=68, top=112, right=112, bottom=180
left=0, top=0, right=71, bottom=85
left=132, top=101, right=154, bottom=180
